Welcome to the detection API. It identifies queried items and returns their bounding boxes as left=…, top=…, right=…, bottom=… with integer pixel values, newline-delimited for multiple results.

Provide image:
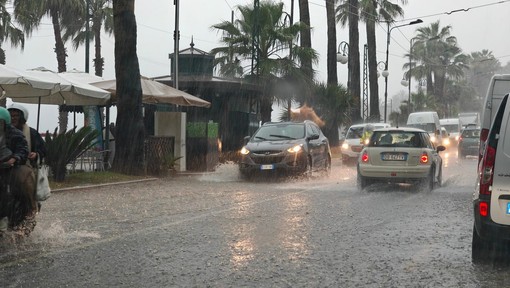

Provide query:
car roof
left=440, top=118, right=459, bottom=123
left=262, top=121, right=307, bottom=126
left=373, top=127, right=427, bottom=133
left=349, top=122, right=390, bottom=128
left=461, top=126, right=480, bottom=131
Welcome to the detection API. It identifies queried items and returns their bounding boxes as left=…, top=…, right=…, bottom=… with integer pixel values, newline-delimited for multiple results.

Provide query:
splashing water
left=198, top=161, right=241, bottom=182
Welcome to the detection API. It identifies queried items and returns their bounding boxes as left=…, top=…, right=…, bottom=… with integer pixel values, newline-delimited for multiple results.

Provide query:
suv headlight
left=240, top=147, right=250, bottom=155
left=341, top=142, right=349, bottom=150
left=287, top=144, right=303, bottom=153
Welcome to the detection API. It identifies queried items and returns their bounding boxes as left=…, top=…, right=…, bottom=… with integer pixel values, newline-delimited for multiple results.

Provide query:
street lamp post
left=336, top=41, right=349, bottom=64
left=383, top=19, right=423, bottom=123
left=407, top=37, right=418, bottom=113
left=337, top=41, right=350, bottom=98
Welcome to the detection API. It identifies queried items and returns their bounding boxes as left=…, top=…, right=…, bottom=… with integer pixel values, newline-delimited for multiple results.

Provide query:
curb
left=51, top=177, right=159, bottom=193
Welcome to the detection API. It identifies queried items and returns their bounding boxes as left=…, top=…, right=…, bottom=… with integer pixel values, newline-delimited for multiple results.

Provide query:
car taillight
left=480, top=128, right=489, bottom=142
left=361, top=151, right=369, bottom=162
left=479, top=145, right=496, bottom=195
left=479, top=201, right=489, bottom=217
left=420, top=152, right=428, bottom=164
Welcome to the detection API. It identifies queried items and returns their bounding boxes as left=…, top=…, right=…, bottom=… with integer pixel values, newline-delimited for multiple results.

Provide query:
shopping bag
left=36, top=162, right=51, bottom=201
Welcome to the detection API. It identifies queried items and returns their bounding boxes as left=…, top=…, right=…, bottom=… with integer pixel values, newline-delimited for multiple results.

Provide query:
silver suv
left=473, top=94, right=510, bottom=263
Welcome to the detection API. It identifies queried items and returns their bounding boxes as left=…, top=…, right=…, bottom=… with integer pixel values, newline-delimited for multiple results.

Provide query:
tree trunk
left=325, top=0, right=337, bottom=85
left=93, top=19, right=104, bottom=77
left=348, top=0, right=361, bottom=124
left=50, top=8, right=69, bottom=133
left=299, top=0, right=314, bottom=103
left=366, top=16, right=380, bottom=121
left=112, top=0, right=145, bottom=175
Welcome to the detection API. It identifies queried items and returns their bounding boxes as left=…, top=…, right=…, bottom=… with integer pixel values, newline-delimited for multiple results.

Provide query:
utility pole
left=174, top=0, right=180, bottom=89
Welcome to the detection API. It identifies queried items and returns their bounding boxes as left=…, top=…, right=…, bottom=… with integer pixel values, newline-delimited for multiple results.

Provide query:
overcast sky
left=4, top=0, right=510, bottom=132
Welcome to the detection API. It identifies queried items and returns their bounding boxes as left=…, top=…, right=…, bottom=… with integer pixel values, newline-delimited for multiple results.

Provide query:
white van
left=480, top=74, right=510, bottom=157
left=440, top=118, right=460, bottom=144
left=459, top=112, right=480, bottom=130
left=406, top=111, right=441, bottom=145
left=472, top=94, right=510, bottom=262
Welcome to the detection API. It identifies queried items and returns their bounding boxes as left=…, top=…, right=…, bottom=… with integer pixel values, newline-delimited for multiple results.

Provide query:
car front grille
left=250, top=151, right=285, bottom=164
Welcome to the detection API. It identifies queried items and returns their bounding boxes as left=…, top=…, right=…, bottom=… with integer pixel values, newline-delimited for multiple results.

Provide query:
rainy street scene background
left=1, top=154, right=508, bottom=287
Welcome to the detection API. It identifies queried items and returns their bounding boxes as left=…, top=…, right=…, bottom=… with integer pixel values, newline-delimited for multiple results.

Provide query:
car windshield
left=406, top=123, right=435, bottom=133
left=462, top=129, right=480, bottom=138
left=369, top=131, right=425, bottom=148
left=346, top=127, right=364, bottom=139
left=443, top=124, right=459, bottom=133
left=252, top=123, right=305, bottom=141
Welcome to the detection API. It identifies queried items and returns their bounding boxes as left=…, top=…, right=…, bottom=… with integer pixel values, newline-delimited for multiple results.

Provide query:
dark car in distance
left=458, top=127, right=480, bottom=158
left=239, top=120, right=331, bottom=178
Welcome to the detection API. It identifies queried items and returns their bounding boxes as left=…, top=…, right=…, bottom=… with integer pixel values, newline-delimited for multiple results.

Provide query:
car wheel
left=239, top=171, right=251, bottom=181
left=422, top=167, right=434, bottom=192
left=322, top=155, right=331, bottom=177
left=357, top=169, right=368, bottom=191
left=303, top=156, right=313, bottom=178
left=472, top=224, right=492, bottom=264
left=436, top=166, right=443, bottom=188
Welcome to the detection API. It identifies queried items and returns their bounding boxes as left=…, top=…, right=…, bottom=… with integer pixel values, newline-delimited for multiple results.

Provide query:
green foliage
left=161, top=153, right=183, bottom=172
left=44, top=126, right=100, bottom=182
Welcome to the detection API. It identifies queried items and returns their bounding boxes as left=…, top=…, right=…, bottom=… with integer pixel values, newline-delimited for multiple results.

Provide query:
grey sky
left=4, top=0, right=510, bottom=131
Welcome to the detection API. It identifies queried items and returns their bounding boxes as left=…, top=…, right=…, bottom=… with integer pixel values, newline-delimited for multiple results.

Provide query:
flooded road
left=0, top=153, right=508, bottom=287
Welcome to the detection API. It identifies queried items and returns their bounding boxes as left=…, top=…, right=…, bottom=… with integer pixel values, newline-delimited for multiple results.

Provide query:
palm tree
left=0, top=0, right=24, bottom=107
left=325, top=0, right=337, bottom=85
left=0, top=0, right=24, bottom=64
left=299, top=0, right=314, bottom=85
left=410, top=21, right=468, bottom=117
left=336, top=0, right=361, bottom=124
left=111, top=0, right=144, bottom=175
left=465, top=50, right=501, bottom=100
left=337, top=0, right=407, bottom=122
left=13, top=0, right=85, bottom=132
left=313, top=82, right=352, bottom=146
left=63, top=0, right=114, bottom=77
left=211, top=1, right=318, bottom=122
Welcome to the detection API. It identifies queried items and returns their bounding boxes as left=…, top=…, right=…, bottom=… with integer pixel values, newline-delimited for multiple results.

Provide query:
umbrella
left=0, top=64, right=60, bottom=98
left=6, top=67, right=110, bottom=131
left=16, top=67, right=110, bottom=106
left=91, top=76, right=211, bottom=108
left=59, top=69, right=104, bottom=84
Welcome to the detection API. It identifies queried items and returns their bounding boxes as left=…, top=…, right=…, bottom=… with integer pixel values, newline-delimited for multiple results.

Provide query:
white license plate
left=260, top=164, right=274, bottom=170
left=381, top=153, right=406, bottom=161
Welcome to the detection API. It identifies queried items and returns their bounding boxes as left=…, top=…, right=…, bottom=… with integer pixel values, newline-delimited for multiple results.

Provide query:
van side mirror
left=243, top=136, right=251, bottom=145
left=437, top=145, right=446, bottom=152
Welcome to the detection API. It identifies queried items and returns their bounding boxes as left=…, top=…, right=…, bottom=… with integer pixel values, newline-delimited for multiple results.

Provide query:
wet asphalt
left=0, top=151, right=509, bottom=287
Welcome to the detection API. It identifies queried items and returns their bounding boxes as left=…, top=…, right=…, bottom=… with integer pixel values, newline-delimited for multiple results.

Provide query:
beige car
left=357, top=127, right=446, bottom=192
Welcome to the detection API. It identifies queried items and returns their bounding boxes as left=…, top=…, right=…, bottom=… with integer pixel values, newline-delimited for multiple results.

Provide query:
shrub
left=44, top=126, right=99, bottom=182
